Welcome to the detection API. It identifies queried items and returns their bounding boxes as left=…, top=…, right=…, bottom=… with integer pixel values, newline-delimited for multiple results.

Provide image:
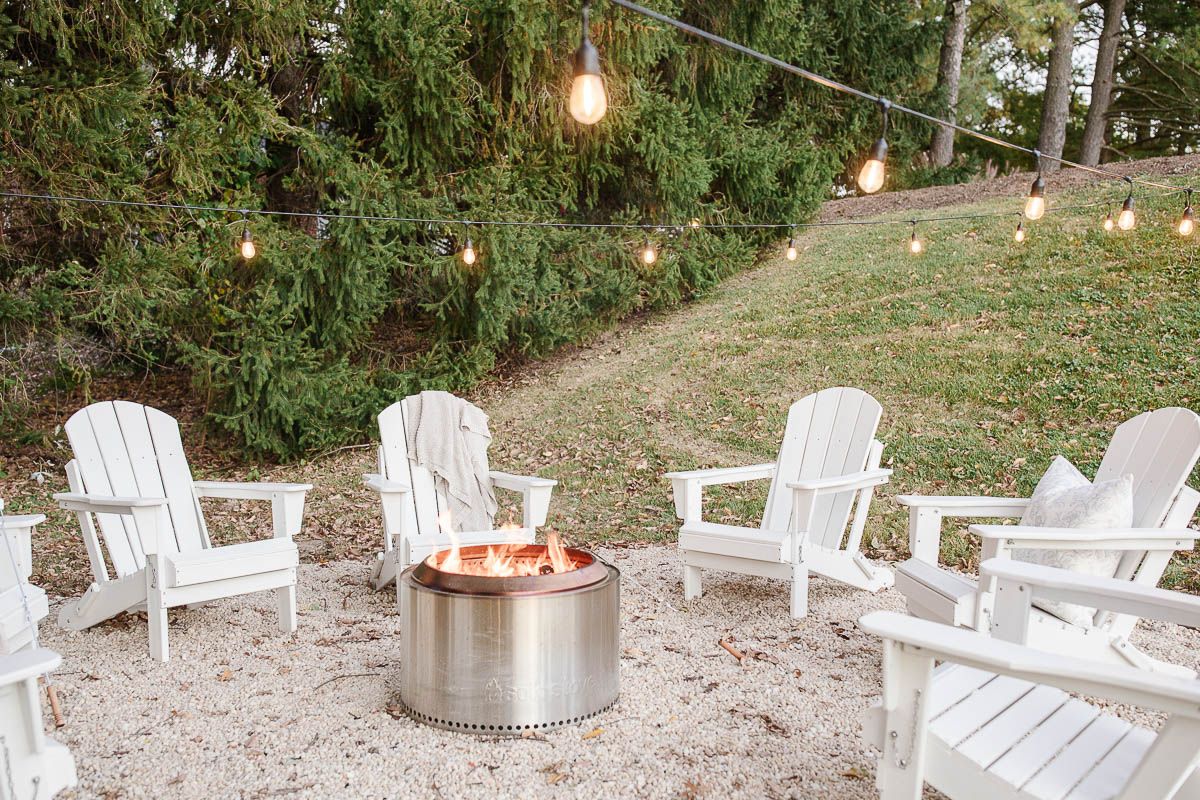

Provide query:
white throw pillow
left=1010, top=456, right=1134, bottom=627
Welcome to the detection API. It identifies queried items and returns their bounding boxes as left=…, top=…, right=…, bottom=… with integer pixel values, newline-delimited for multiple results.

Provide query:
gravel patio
left=36, top=545, right=1200, bottom=799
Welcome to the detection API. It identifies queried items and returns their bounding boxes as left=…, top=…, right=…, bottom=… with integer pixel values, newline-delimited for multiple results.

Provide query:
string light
left=688, top=218, right=701, bottom=228
left=461, top=232, right=477, bottom=265
left=1178, top=190, right=1194, bottom=237
left=1103, top=209, right=1115, bottom=232
left=640, top=238, right=657, bottom=264
left=785, top=237, right=798, bottom=261
left=857, top=99, right=890, bottom=194
left=569, top=1, right=607, bottom=125
left=1025, top=153, right=1046, bottom=220
left=1014, top=218, right=1026, bottom=243
left=238, top=213, right=256, bottom=260
left=908, top=222, right=923, bottom=255
left=1117, top=183, right=1136, bottom=230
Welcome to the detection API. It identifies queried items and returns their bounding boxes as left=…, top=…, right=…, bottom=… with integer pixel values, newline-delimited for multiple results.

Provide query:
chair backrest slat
left=112, top=402, right=177, bottom=554
left=1095, top=407, right=1200, bottom=529
left=64, top=402, right=206, bottom=577
left=64, top=404, right=144, bottom=575
left=378, top=399, right=444, bottom=540
left=761, top=388, right=882, bottom=546
left=143, top=404, right=207, bottom=552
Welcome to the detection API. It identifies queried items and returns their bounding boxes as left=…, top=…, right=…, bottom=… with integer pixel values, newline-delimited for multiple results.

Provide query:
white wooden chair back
left=760, top=387, right=883, bottom=547
left=1088, top=407, right=1200, bottom=634
left=377, top=397, right=457, bottom=545
left=63, top=401, right=209, bottom=582
left=1095, top=407, right=1200, bottom=528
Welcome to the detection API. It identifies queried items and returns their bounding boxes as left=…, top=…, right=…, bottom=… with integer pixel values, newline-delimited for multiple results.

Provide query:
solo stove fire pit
left=398, top=541, right=619, bottom=735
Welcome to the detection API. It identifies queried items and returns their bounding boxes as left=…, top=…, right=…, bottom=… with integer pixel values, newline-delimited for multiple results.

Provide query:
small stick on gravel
left=46, top=683, right=65, bottom=727
left=313, top=672, right=380, bottom=691
left=719, top=639, right=746, bottom=663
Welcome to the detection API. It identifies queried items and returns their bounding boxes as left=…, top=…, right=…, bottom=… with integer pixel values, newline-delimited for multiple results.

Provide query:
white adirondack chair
left=365, top=396, right=557, bottom=589
left=893, top=407, right=1200, bottom=676
left=53, top=401, right=311, bottom=662
left=664, top=387, right=894, bottom=619
left=0, top=510, right=49, bottom=655
left=0, top=648, right=76, bottom=800
left=861, top=558, right=1200, bottom=800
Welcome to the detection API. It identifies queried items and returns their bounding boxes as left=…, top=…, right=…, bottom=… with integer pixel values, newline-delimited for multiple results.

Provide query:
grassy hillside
left=474, top=180, right=1200, bottom=587
left=5, top=173, right=1199, bottom=594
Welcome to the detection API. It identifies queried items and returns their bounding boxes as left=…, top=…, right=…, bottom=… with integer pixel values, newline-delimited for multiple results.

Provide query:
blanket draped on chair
left=404, top=391, right=497, bottom=532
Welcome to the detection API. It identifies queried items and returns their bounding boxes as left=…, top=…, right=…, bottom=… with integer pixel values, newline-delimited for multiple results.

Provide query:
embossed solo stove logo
left=483, top=674, right=613, bottom=704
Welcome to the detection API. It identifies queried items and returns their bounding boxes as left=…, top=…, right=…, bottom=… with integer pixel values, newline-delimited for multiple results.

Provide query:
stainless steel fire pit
left=398, top=544, right=619, bottom=735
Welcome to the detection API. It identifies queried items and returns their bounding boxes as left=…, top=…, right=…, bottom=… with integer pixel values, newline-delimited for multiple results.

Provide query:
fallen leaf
left=581, top=726, right=604, bottom=740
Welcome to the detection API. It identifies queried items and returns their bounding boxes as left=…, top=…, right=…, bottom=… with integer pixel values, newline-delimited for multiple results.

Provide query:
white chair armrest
left=363, top=474, right=412, bottom=494
left=489, top=471, right=557, bottom=490
left=982, top=558, right=1200, bottom=630
left=192, top=481, right=311, bottom=539
left=0, top=648, right=62, bottom=686
left=859, top=610, right=1200, bottom=714
left=54, top=492, right=171, bottom=553
left=899, top=495, right=1031, bottom=563
left=664, top=464, right=776, bottom=522
left=53, top=492, right=168, bottom=512
left=970, top=524, right=1198, bottom=550
left=894, top=494, right=1030, bottom=516
left=193, top=480, right=313, bottom=499
left=787, top=468, right=892, bottom=494
left=489, top=471, right=555, bottom=528
left=663, top=463, right=777, bottom=485
left=0, top=514, right=47, bottom=529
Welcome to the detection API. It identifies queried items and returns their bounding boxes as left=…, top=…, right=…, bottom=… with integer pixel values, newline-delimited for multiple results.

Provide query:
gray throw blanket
left=404, top=391, right=497, bottom=532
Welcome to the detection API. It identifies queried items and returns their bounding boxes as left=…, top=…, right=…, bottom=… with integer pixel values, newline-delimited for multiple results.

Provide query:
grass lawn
left=5, top=173, right=1200, bottom=595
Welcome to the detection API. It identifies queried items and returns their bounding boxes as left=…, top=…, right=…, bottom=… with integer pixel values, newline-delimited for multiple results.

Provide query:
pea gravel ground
left=35, top=546, right=1200, bottom=800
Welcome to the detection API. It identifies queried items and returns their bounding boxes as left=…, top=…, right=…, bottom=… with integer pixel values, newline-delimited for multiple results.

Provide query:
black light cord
left=0, top=190, right=1116, bottom=232
left=606, top=0, right=1191, bottom=195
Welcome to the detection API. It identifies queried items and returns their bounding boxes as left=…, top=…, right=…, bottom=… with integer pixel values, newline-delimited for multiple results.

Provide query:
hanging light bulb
left=1014, top=219, right=1026, bottom=243
left=569, top=1, right=607, bottom=125
left=857, top=99, right=890, bottom=194
left=1024, top=176, right=1046, bottom=220
left=1117, top=188, right=1136, bottom=231
left=1178, top=190, right=1195, bottom=237
left=461, top=236, right=477, bottom=265
left=640, top=238, right=657, bottom=265
left=908, top=223, right=923, bottom=255
left=1103, top=210, right=1115, bottom=232
left=238, top=213, right=256, bottom=260
left=785, top=237, right=798, bottom=261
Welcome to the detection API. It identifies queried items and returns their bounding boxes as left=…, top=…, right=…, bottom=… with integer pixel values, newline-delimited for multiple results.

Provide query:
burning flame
left=436, top=510, right=462, bottom=573
left=428, top=517, right=579, bottom=577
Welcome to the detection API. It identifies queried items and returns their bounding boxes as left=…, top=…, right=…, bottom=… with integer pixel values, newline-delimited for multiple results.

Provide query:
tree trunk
left=929, top=0, right=968, bottom=167
left=1078, top=0, right=1126, bottom=165
left=1037, top=4, right=1079, bottom=172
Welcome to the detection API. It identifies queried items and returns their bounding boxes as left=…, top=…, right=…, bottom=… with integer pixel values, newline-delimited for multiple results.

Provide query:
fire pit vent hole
left=401, top=701, right=617, bottom=734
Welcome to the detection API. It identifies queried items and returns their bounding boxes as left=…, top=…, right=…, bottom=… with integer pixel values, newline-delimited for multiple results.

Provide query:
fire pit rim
left=412, top=543, right=609, bottom=596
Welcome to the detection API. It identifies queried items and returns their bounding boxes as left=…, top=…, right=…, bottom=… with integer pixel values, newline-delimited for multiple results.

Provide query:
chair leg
left=683, top=564, right=702, bottom=601
left=790, top=562, right=809, bottom=619
left=146, top=560, right=169, bottom=663
left=277, top=584, right=298, bottom=633
left=370, top=551, right=397, bottom=591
